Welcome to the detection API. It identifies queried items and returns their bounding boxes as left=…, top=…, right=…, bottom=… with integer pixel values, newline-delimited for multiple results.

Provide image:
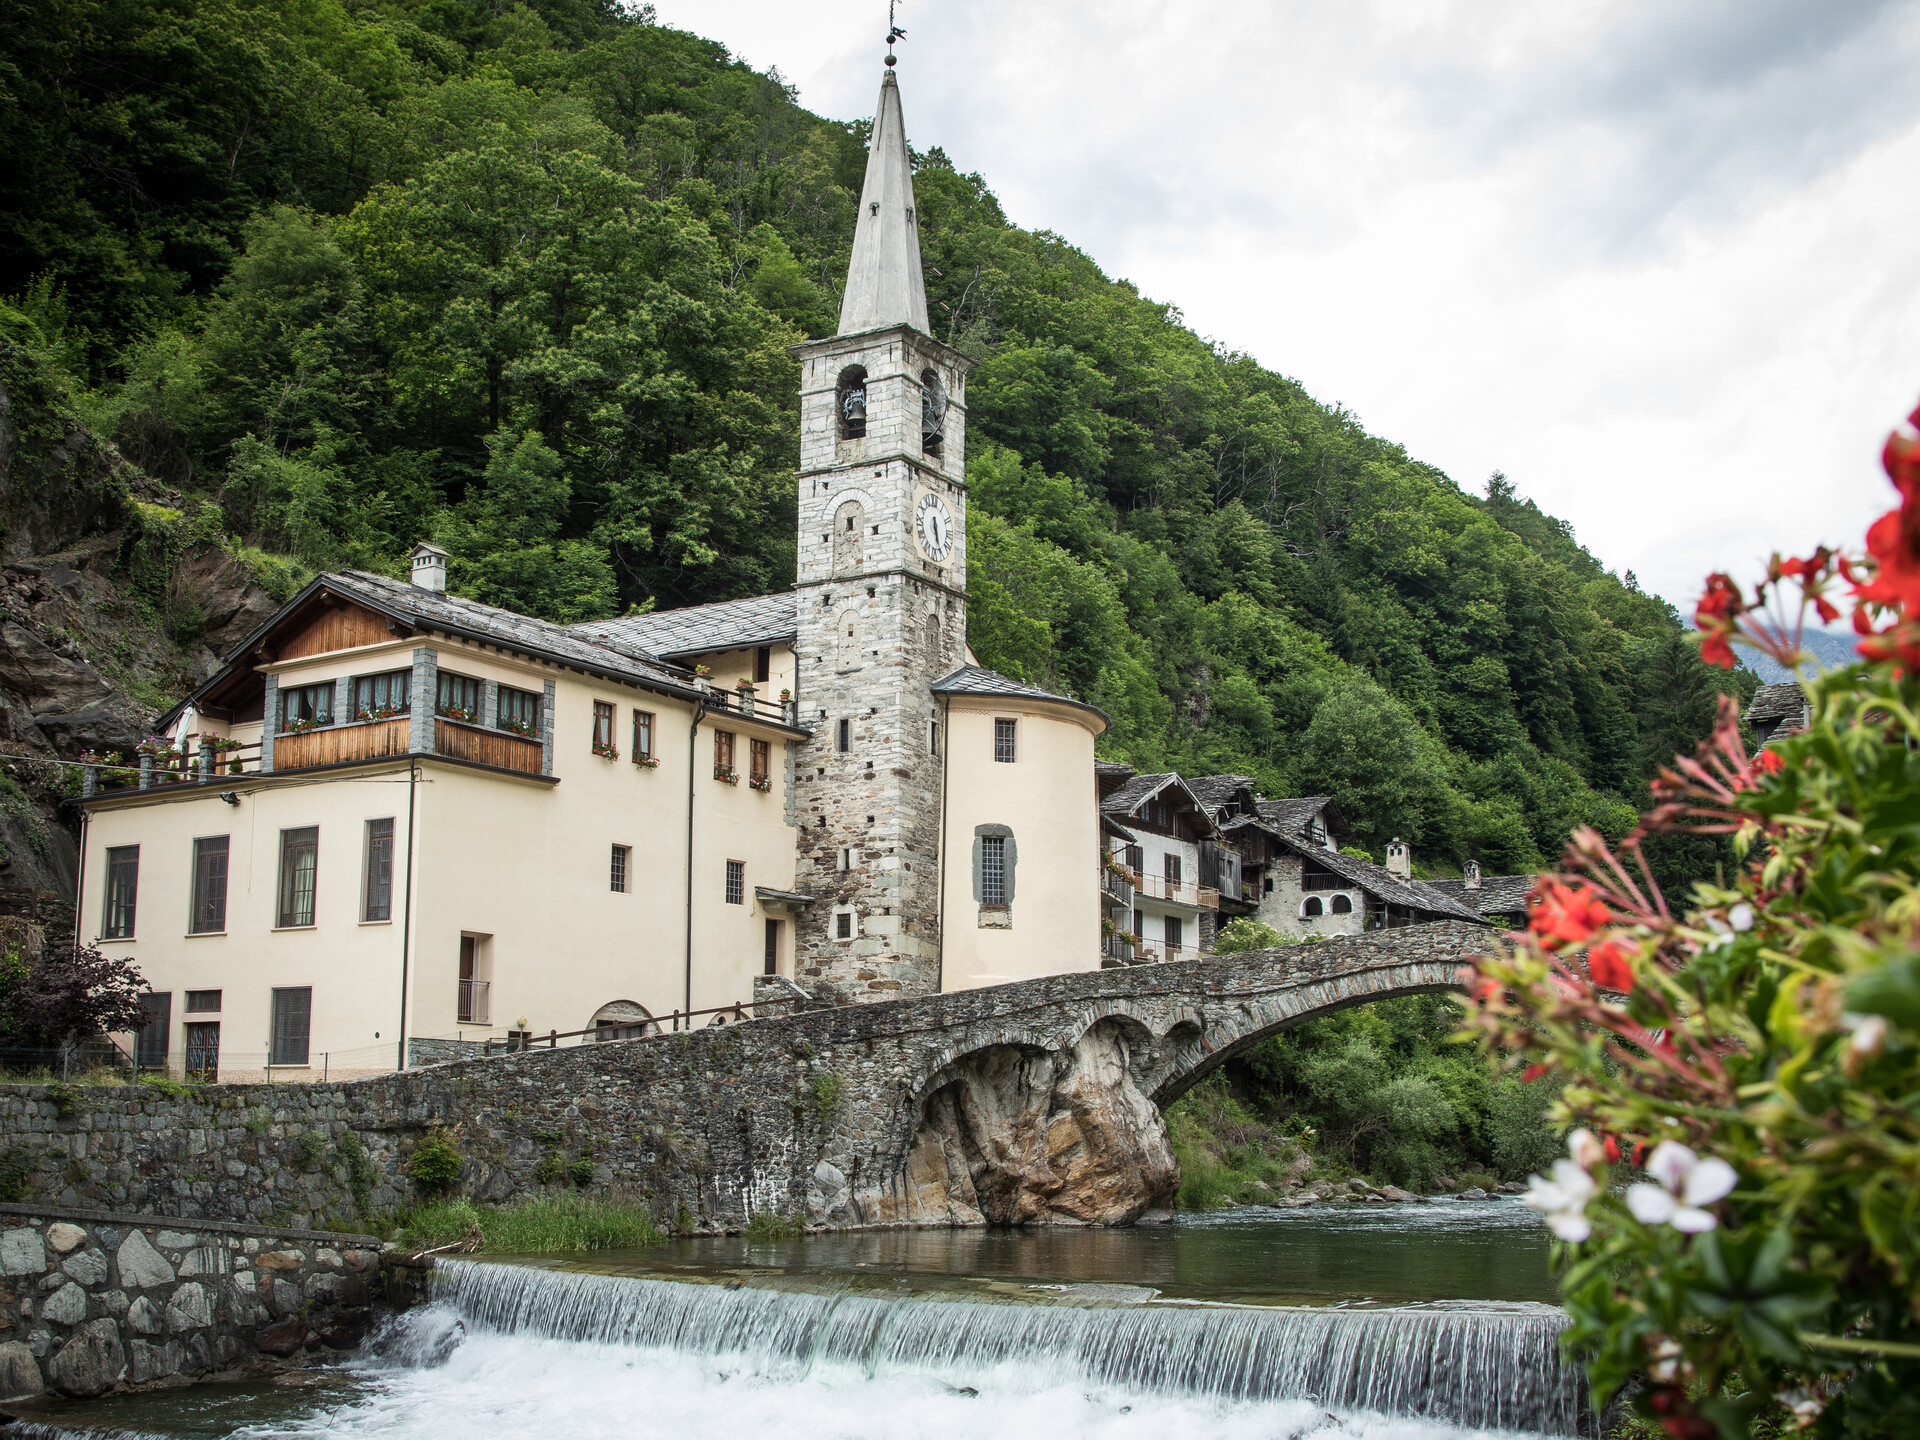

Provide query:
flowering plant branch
left=1461, top=398, right=1920, bottom=1438
left=497, top=716, right=537, bottom=738
left=591, top=741, right=618, bottom=760
left=633, top=754, right=660, bottom=769
left=713, top=765, right=738, bottom=784
left=748, top=774, right=771, bottom=792
left=436, top=703, right=478, bottom=724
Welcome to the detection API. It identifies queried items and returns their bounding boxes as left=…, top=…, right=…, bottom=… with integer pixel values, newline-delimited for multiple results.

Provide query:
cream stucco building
left=75, top=63, right=1115, bottom=1080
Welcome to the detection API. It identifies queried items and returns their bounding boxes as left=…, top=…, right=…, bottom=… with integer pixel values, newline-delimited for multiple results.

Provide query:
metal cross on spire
left=885, top=0, right=905, bottom=67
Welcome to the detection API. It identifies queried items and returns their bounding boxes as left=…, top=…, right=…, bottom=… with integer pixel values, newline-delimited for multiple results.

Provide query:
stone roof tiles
left=931, top=665, right=1110, bottom=727
left=1427, top=873, right=1537, bottom=918
left=1745, top=682, right=1807, bottom=725
left=330, top=572, right=692, bottom=692
left=571, top=592, right=798, bottom=660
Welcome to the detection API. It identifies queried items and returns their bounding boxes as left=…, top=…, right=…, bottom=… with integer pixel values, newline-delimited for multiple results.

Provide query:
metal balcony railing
left=459, top=979, right=491, bottom=1025
left=1133, top=873, right=1221, bottom=910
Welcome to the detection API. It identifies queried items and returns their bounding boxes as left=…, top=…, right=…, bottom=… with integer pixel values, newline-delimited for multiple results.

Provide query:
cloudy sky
left=648, top=0, right=1920, bottom=612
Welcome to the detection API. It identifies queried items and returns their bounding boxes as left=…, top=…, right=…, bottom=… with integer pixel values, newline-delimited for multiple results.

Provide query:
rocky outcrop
left=0, top=348, right=281, bottom=905
left=851, top=1021, right=1178, bottom=1227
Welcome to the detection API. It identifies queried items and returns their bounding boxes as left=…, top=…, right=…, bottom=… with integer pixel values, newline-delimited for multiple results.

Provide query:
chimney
left=410, top=541, right=449, bottom=593
left=1385, top=838, right=1410, bottom=878
left=1464, top=860, right=1482, bottom=891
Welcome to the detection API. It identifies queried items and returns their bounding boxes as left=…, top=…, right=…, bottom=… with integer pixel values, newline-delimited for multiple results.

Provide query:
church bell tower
left=789, top=60, right=972, bottom=1002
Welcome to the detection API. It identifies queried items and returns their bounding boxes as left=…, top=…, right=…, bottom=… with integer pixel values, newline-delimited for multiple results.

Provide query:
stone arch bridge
left=0, top=922, right=1491, bottom=1232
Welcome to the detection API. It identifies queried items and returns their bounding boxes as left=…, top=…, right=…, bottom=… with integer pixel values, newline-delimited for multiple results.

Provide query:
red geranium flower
left=1522, top=1063, right=1551, bottom=1083
left=1530, top=881, right=1613, bottom=950
left=1587, top=939, right=1636, bottom=993
left=1753, top=748, right=1784, bottom=775
left=1603, top=1135, right=1621, bottom=1164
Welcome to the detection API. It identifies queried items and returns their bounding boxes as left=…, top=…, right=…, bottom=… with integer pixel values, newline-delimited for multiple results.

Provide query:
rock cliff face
left=860, top=1020, right=1180, bottom=1227
left=0, top=344, right=281, bottom=904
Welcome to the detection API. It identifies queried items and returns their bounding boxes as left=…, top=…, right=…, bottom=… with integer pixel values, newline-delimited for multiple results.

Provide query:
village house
left=73, top=65, right=1113, bottom=1080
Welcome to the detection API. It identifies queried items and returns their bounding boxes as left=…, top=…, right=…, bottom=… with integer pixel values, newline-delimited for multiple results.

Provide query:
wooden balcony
left=434, top=717, right=543, bottom=775
left=275, top=717, right=410, bottom=770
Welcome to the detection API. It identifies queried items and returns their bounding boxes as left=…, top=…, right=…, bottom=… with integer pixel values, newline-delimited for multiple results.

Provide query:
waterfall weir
left=409, top=1260, right=1585, bottom=1435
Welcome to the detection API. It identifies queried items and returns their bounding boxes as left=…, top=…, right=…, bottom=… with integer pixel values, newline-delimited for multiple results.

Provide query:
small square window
left=835, top=910, right=853, bottom=940
left=498, top=685, right=541, bottom=736
left=185, top=989, right=221, bottom=1013
left=611, top=844, right=630, bottom=894
left=725, top=859, right=745, bottom=905
left=993, top=717, right=1016, bottom=763
left=280, top=683, right=332, bottom=730
left=352, top=670, right=411, bottom=720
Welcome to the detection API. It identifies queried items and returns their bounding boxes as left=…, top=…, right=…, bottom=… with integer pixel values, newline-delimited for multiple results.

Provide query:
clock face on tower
left=915, top=492, right=955, bottom=563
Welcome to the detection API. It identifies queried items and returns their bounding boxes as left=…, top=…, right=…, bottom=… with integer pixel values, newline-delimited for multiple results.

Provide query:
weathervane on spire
left=885, top=0, right=905, bottom=68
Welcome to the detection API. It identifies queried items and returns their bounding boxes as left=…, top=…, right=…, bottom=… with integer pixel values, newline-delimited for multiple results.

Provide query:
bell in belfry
left=843, top=383, right=867, bottom=426
left=921, top=373, right=947, bottom=438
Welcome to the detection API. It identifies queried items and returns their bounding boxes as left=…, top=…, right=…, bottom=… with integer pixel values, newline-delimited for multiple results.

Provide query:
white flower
left=1729, top=903, right=1754, bottom=933
left=1523, top=1130, right=1603, bottom=1242
left=1846, top=1013, right=1888, bottom=1057
left=1626, top=1141, right=1738, bottom=1232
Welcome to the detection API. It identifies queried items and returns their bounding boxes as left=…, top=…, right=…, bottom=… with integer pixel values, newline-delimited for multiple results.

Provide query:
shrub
left=809, top=1070, right=843, bottom=1124
left=743, top=1210, right=800, bottom=1240
left=406, top=1127, right=463, bottom=1195
left=1461, top=400, right=1920, bottom=1438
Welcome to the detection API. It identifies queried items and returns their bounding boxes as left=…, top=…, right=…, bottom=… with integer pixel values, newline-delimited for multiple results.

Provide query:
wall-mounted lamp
left=219, top=792, right=240, bottom=807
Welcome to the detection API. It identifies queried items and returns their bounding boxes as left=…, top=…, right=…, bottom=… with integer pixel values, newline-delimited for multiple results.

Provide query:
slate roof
left=1257, top=796, right=1342, bottom=846
left=1095, top=759, right=1137, bottom=781
left=1272, top=834, right=1487, bottom=924
left=931, top=665, right=1110, bottom=728
left=1745, top=682, right=1807, bottom=726
left=331, top=572, right=692, bottom=690
left=1098, top=772, right=1219, bottom=834
left=159, top=570, right=714, bottom=729
left=572, top=592, right=798, bottom=660
left=1185, top=775, right=1258, bottom=816
left=1428, top=873, right=1537, bottom=918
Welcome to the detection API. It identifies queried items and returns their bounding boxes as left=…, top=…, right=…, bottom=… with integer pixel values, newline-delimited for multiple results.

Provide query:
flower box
left=591, top=742, right=620, bottom=760
left=749, top=776, right=772, bottom=792
left=633, top=754, right=661, bottom=769
left=714, top=766, right=739, bottom=785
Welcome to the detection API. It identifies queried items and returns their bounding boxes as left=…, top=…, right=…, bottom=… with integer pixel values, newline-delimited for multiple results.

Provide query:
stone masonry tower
left=789, top=63, right=973, bottom=1002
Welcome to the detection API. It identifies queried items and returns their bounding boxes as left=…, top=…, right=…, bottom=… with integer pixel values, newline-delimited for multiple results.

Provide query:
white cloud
left=648, top=0, right=1920, bottom=610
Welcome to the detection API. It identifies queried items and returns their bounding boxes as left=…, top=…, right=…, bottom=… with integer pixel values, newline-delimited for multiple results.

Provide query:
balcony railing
left=1129, top=935, right=1212, bottom=964
left=434, top=716, right=543, bottom=775
left=459, top=979, right=491, bottom=1025
left=697, top=684, right=800, bottom=727
left=1134, top=873, right=1221, bottom=910
left=1101, top=867, right=1135, bottom=910
left=276, top=716, right=410, bottom=771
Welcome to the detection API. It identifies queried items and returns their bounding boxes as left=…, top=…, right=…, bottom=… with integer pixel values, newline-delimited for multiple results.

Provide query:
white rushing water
left=5, top=1261, right=1586, bottom=1440
left=247, top=1260, right=1585, bottom=1440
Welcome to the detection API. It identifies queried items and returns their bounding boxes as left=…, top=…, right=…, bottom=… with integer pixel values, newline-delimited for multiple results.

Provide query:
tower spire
left=837, top=64, right=929, bottom=336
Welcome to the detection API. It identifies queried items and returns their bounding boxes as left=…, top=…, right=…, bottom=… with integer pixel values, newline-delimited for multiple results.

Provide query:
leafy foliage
left=0, top=940, right=148, bottom=1049
left=1, top=0, right=1750, bottom=883
left=1462, top=407, right=1920, bottom=1437
left=405, top=1125, right=464, bottom=1195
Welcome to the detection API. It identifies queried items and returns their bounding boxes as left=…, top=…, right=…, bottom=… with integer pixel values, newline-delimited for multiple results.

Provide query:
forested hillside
left=0, top=0, right=1752, bottom=883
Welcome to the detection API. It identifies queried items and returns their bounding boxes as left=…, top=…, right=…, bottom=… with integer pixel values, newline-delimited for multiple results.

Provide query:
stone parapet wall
left=0, top=923, right=1490, bottom=1236
left=0, top=1205, right=386, bottom=1399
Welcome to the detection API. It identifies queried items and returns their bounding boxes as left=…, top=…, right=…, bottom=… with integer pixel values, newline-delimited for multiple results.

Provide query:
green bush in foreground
left=401, top=1193, right=662, bottom=1253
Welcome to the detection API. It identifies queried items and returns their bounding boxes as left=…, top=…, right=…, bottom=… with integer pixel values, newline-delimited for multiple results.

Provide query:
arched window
left=833, top=499, right=864, bottom=575
left=1302, top=896, right=1324, bottom=918
left=590, top=1001, right=656, bottom=1040
left=837, top=366, right=868, bottom=440
left=1331, top=894, right=1354, bottom=914
left=920, top=369, right=948, bottom=458
left=923, top=607, right=942, bottom=665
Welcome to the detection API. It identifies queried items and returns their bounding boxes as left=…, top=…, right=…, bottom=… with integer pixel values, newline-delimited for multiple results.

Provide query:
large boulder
left=46, top=1318, right=125, bottom=1397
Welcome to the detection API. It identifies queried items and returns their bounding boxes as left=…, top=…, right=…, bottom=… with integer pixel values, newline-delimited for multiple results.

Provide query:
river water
left=14, top=1199, right=1580, bottom=1440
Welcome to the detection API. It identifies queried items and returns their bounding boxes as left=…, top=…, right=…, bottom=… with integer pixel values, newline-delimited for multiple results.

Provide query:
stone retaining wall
left=0, top=1206, right=386, bottom=1399
left=0, top=923, right=1489, bottom=1234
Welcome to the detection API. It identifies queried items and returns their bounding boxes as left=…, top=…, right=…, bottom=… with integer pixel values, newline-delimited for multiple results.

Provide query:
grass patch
left=399, top=1192, right=662, bottom=1253
left=743, top=1211, right=801, bottom=1240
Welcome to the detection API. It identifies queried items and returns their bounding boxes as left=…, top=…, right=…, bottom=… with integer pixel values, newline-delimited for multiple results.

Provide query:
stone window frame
left=831, top=905, right=858, bottom=942
left=970, top=823, right=1017, bottom=912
